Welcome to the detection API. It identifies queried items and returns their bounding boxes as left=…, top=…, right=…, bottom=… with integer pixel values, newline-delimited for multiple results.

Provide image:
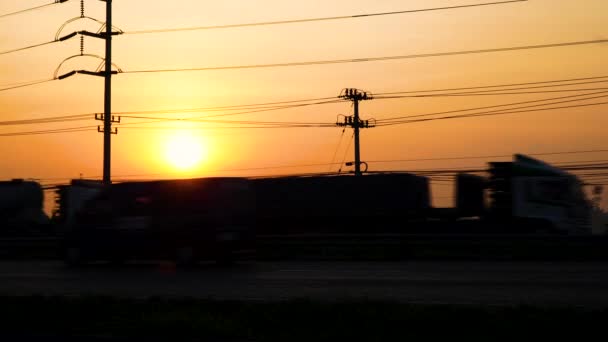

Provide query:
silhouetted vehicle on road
left=0, top=179, right=49, bottom=237
left=56, top=177, right=255, bottom=266
left=448, top=154, right=592, bottom=234
left=250, top=173, right=430, bottom=234
left=42, top=154, right=594, bottom=266
left=249, top=154, right=592, bottom=235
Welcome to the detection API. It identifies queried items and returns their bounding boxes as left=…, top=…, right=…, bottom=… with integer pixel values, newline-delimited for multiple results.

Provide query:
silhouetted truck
left=0, top=179, right=49, bottom=236
left=250, top=173, right=431, bottom=234
left=53, top=179, right=105, bottom=231
left=58, top=177, right=255, bottom=265
left=54, top=154, right=592, bottom=266
left=451, top=154, right=592, bottom=234
left=247, top=155, right=591, bottom=235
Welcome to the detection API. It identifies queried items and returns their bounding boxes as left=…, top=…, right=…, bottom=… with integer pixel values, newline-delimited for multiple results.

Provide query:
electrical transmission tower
left=54, top=0, right=120, bottom=184
left=337, top=88, right=376, bottom=176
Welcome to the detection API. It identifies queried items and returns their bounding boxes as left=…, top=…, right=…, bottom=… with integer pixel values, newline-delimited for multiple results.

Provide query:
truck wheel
left=64, top=247, right=83, bottom=267
left=109, top=253, right=125, bottom=266
left=534, top=220, right=556, bottom=234
left=215, top=250, right=235, bottom=266
left=175, top=246, right=195, bottom=266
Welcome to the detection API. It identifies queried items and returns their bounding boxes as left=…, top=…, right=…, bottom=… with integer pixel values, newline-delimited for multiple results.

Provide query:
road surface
left=0, top=261, right=607, bottom=307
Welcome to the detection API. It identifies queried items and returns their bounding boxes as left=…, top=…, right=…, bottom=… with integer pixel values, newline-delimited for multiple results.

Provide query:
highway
left=0, top=261, right=608, bottom=307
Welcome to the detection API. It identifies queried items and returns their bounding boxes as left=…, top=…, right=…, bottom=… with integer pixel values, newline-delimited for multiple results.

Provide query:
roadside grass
left=0, top=296, right=606, bottom=341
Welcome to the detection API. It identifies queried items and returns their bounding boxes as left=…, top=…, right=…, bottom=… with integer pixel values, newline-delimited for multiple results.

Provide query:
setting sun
left=164, top=133, right=207, bottom=171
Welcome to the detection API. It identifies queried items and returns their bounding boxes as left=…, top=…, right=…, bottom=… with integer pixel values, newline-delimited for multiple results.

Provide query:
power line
left=0, top=122, right=335, bottom=137
left=373, top=91, right=608, bottom=116
left=3, top=76, right=607, bottom=128
left=0, top=78, right=55, bottom=92
left=374, top=75, right=608, bottom=96
left=41, top=172, right=608, bottom=186
left=0, top=89, right=596, bottom=129
left=0, top=125, right=95, bottom=137
left=0, top=114, right=90, bottom=126
left=0, top=1, right=526, bottom=55
left=8, top=74, right=602, bottom=115
left=0, top=91, right=604, bottom=137
left=1, top=90, right=606, bottom=141
left=114, top=97, right=338, bottom=114
left=122, top=39, right=608, bottom=75
left=372, top=79, right=608, bottom=98
left=338, top=133, right=355, bottom=173
left=376, top=90, right=608, bottom=122
left=0, top=99, right=342, bottom=131
left=0, top=41, right=56, bottom=56
left=122, top=171, right=346, bottom=181
left=121, top=90, right=607, bottom=123
left=119, top=116, right=333, bottom=126
left=18, top=75, right=608, bottom=117
left=374, top=88, right=608, bottom=99
left=25, top=153, right=608, bottom=182
left=118, top=103, right=343, bottom=124
left=328, top=128, right=347, bottom=172
left=0, top=96, right=339, bottom=127
left=106, top=88, right=608, bottom=124
left=376, top=163, right=608, bottom=176
left=191, top=156, right=608, bottom=177
left=356, top=165, right=608, bottom=177
left=552, top=159, right=608, bottom=165
left=0, top=1, right=68, bottom=19
left=123, top=1, right=526, bottom=35
left=558, top=167, right=608, bottom=173
left=33, top=173, right=608, bottom=190
left=377, top=101, right=608, bottom=127
left=367, top=150, right=608, bottom=164
left=0, top=32, right=85, bottom=57
left=0, top=0, right=527, bottom=55
left=159, top=100, right=343, bottom=119
left=109, top=98, right=341, bottom=120
left=115, top=101, right=343, bottom=127
left=121, top=124, right=335, bottom=130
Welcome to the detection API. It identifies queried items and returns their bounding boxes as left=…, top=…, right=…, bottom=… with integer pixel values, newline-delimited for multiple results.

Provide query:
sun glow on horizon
left=163, top=133, right=207, bottom=171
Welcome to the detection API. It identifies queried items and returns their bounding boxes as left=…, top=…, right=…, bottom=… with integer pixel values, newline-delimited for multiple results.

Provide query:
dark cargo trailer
left=62, top=177, right=255, bottom=265
left=250, top=173, right=430, bottom=234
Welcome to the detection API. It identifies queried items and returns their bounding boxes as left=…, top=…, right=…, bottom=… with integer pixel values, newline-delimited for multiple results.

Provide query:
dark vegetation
left=1, top=296, right=606, bottom=341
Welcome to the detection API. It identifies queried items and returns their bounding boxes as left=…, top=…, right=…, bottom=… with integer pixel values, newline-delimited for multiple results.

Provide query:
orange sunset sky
left=1, top=0, right=607, bottom=210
